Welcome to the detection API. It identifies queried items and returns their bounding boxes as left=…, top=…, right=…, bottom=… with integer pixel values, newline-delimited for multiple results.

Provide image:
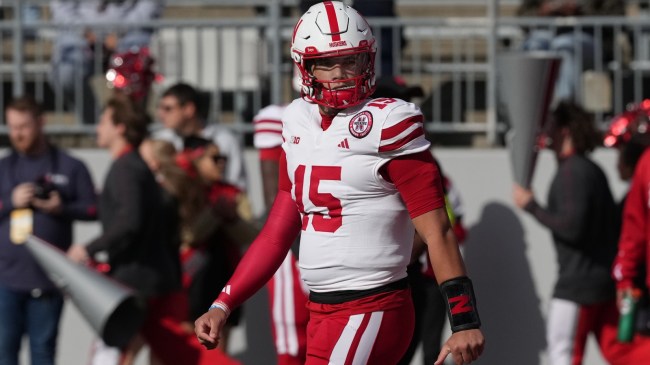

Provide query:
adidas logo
left=337, top=138, right=350, bottom=149
left=222, top=285, right=231, bottom=295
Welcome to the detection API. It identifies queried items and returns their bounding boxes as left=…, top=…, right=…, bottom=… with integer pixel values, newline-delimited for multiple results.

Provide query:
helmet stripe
left=323, top=1, right=341, bottom=42
left=292, top=19, right=303, bottom=44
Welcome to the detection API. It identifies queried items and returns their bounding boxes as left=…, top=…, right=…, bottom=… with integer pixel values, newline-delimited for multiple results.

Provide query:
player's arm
left=383, top=151, right=465, bottom=280
left=413, top=210, right=466, bottom=281
left=520, top=167, right=590, bottom=244
left=383, top=150, right=484, bottom=365
left=195, top=151, right=301, bottom=350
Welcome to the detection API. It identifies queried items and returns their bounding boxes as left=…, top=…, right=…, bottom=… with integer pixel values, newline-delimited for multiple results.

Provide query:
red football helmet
left=291, top=1, right=377, bottom=109
left=603, top=99, right=650, bottom=148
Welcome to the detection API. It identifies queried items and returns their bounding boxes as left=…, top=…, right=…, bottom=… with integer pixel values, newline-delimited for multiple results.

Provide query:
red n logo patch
left=449, top=294, right=473, bottom=315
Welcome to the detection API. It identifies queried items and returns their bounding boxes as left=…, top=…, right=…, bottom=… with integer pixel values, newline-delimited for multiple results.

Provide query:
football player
left=195, top=2, right=484, bottom=364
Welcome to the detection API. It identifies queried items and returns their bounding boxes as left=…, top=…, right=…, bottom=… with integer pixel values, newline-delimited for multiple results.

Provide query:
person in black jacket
left=69, top=98, right=180, bottom=297
left=513, top=101, right=626, bottom=365
left=67, top=93, right=180, bottom=363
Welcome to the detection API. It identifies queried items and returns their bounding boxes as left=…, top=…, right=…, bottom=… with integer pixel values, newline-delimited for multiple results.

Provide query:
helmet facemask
left=297, top=50, right=375, bottom=109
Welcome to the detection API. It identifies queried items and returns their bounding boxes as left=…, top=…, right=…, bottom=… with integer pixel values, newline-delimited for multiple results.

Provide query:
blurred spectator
left=612, top=146, right=650, bottom=346
left=49, top=0, right=163, bottom=125
left=513, top=101, right=626, bottom=365
left=154, top=83, right=248, bottom=191
left=69, top=96, right=240, bottom=365
left=112, top=138, right=240, bottom=365
left=613, top=134, right=649, bottom=187
left=0, top=96, right=97, bottom=365
left=517, top=0, right=626, bottom=105
left=139, top=138, right=206, bottom=246
left=175, top=136, right=257, bottom=355
left=602, top=100, right=650, bottom=198
left=399, top=160, right=468, bottom=365
left=63, top=95, right=170, bottom=364
left=610, top=102, right=650, bottom=350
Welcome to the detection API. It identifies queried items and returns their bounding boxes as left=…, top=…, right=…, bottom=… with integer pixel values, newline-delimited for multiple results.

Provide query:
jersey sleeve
left=383, top=150, right=446, bottom=219
left=378, top=102, right=430, bottom=157
left=253, top=105, right=285, bottom=149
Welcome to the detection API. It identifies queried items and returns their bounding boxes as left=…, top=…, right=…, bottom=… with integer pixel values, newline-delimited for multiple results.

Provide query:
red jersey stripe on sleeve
left=253, top=119, right=283, bottom=126
left=379, top=128, right=424, bottom=153
left=380, top=115, right=424, bottom=141
left=255, top=129, right=283, bottom=135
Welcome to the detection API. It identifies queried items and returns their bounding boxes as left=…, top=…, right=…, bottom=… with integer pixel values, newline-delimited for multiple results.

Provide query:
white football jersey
left=253, top=104, right=285, bottom=149
left=282, top=97, right=430, bottom=292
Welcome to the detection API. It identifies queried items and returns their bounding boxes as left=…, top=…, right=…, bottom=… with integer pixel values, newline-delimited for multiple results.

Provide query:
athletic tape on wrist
left=209, top=300, right=231, bottom=317
left=439, top=276, right=481, bottom=332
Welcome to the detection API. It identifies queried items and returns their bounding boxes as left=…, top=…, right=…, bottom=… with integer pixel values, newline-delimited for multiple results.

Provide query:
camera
left=33, top=176, right=56, bottom=200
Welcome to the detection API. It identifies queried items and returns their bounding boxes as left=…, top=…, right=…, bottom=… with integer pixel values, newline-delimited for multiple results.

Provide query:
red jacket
left=613, top=149, right=650, bottom=289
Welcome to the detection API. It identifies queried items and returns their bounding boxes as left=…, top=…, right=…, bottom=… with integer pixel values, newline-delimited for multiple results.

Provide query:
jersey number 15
left=294, top=165, right=342, bottom=233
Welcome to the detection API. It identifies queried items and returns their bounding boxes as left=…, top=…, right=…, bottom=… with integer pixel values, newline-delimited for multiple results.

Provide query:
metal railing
left=1, top=0, right=649, bottom=145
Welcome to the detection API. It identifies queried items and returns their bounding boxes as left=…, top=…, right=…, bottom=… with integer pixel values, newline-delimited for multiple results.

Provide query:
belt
left=309, top=277, right=409, bottom=305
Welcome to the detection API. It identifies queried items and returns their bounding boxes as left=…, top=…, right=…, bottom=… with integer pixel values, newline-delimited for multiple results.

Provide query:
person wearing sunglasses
left=154, top=83, right=247, bottom=192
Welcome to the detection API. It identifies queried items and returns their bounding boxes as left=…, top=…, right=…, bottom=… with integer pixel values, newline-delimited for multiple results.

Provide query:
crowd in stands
left=2, top=0, right=646, bottom=129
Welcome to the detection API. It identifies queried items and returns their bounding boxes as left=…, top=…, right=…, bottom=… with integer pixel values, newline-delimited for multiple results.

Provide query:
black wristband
left=440, top=276, right=481, bottom=332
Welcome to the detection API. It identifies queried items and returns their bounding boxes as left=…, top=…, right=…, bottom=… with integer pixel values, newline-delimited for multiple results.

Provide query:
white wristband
left=209, top=301, right=231, bottom=317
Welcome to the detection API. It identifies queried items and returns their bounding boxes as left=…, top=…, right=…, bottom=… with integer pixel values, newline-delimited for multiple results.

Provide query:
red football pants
left=305, top=288, right=414, bottom=365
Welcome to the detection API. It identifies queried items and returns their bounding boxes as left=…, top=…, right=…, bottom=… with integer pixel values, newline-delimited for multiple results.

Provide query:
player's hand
left=512, top=183, right=533, bottom=209
left=12, top=183, right=35, bottom=209
left=435, top=329, right=485, bottom=365
left=31, top=191, right=63, bottom=214
left=194, top=308, right=228, bottom=350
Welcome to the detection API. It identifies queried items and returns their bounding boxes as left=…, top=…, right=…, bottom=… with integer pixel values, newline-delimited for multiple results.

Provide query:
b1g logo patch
left=349, top=111, right=373, bottom=138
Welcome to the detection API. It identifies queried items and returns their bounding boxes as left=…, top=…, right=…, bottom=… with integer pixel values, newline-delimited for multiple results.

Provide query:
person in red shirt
left=610, top=103, right=650, bottom=349
left=613, top=147, right=650, bottom=291
left=176, top=136, right=258, bottom=355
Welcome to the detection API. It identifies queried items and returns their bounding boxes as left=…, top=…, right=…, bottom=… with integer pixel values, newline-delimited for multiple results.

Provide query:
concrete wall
left=11, top=147, right=627, bottom=365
